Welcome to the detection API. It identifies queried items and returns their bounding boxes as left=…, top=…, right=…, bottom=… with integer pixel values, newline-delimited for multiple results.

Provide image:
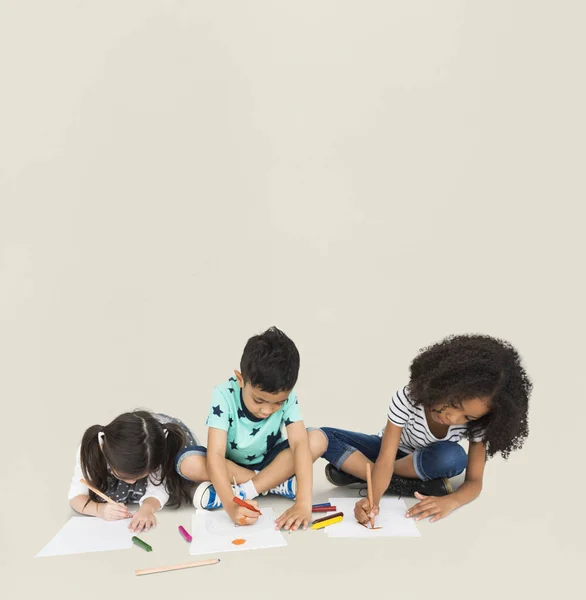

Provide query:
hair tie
left=98, top=431, right=105, bottom=445
left=164, top=428, right=169, bottom=439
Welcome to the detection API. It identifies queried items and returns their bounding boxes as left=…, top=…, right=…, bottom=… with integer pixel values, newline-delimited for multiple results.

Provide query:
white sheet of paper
left=324, top=497, right=420, bottom=538
left=36, top=517, right=134, bottom=557
left=190, top=508, right=287, bottom=555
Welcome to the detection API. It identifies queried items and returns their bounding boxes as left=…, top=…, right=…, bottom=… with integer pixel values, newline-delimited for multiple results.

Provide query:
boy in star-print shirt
left=176, top=327, right=327, bottom=531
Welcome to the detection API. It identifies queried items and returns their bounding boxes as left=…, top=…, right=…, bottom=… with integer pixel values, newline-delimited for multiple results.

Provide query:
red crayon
left=312, top=506, right=337, bottom=513
left=233, top=496, right=262, bottom=515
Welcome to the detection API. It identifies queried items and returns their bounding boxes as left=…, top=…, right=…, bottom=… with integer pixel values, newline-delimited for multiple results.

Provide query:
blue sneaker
left=268, top=476, right=296, bottom=499
left=193, top=481, right=244, bottom=510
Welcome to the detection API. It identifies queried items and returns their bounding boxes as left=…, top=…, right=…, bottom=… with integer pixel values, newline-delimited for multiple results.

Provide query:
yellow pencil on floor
left=310, top=512, right=344, bottom=530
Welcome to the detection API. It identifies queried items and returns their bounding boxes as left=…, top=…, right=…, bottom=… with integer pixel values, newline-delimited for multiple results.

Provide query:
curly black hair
left=408, top=334, right=532, bottom=459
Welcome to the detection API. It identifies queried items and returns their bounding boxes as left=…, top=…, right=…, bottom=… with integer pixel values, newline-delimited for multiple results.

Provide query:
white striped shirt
left=381, top=386, right=484, bottom=454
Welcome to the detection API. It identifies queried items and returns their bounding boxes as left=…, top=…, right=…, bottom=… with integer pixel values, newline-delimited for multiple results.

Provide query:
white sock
left=240, top=479, right=259, bottom=500
left=254, top=471, right=269, bottom=496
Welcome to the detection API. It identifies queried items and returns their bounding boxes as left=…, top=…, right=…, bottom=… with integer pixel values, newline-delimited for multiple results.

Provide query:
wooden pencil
left=135, top=559, right=220, bottom=576
left=365, top=463, right=375, bottom=529
left=80, top=478, right=117, bottom=505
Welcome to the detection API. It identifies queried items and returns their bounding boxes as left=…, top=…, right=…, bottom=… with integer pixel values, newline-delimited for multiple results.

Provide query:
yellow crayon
left=310, top=515, right=343, bottom=530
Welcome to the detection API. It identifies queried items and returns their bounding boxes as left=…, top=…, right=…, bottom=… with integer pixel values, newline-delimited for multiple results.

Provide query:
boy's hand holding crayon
left=227, top=498, right=260, bottom=526
left=354, top=498, right=379, bottom=525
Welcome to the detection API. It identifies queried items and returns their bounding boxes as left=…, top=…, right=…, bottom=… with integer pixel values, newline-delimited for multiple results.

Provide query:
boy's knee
left=178, top=454, right=207, bottom=482
left=308, top=429, right=329, bottom=457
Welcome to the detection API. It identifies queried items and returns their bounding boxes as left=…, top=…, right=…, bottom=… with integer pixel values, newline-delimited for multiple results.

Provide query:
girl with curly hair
left=320, top=334, right=532, bottom=524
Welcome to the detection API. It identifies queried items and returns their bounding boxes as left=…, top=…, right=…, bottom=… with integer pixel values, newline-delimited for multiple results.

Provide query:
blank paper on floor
left=190, top=507, right=287, bottom=555
left=36, top=517, right=134, bottom=557
left=325, top=497, right=421, bottom=538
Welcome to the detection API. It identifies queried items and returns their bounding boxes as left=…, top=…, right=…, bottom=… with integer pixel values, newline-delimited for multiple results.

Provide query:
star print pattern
left=266, top=429, right=282, bottom=452
left=206, top=377, right=303, bottom=467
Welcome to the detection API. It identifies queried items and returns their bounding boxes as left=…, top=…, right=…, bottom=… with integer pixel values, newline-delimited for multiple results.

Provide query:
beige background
left=1, top=1, right=584, bottom=598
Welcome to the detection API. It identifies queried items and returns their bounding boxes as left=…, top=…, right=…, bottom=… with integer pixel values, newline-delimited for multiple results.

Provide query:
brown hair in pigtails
left=157, top=423, right=194, bottom=507
left=80, top=424, right=109, bottom=508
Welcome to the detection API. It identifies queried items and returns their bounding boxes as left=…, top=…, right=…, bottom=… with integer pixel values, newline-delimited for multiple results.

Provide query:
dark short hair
left=240, top=326, right=300, bottom=393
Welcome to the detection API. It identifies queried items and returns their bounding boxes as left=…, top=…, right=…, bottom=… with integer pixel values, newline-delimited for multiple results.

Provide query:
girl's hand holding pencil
left=355, top=464, right=379, bottom=527
left=354, top=498, right=379, bottom=525
left=98, top=502, right=132, bottom=521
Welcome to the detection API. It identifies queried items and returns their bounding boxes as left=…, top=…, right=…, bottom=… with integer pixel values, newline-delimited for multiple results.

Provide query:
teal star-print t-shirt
left=205, top=377, right=303, bottom=466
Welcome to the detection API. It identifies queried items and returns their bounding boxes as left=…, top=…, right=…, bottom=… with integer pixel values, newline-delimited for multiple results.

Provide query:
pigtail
left=80, top=424, right=109, bottom=507
left=160, top=423, right=194, bottom=507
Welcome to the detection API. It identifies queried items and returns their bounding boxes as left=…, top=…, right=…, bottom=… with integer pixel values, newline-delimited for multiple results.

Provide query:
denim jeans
left=175, top=440, right=291, bottom=479
left=175, top=427, right=319, bottom=480
left=320, top=427, right=468, bottom=481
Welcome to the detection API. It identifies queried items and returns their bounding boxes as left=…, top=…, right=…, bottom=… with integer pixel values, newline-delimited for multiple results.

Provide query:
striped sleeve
left=471, top=429, right=486, bottom=443
left=387, top=387, right=412, bottom=427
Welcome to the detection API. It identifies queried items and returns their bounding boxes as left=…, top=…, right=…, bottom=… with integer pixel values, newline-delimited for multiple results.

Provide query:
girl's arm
left=68, top=447, right=129, bottom=519
left=69, top=495, right=129, bottom=519
left=449, top=440, right=485, bottom=507
left=406, top=441, right=486, bottom=522
left=70, top=494, right=100, bottom=516
left=355, top=421, right=402, bottom=524
left=140, top=470, right=169, bottom=510
left=372, top=421, right=403, bottom=506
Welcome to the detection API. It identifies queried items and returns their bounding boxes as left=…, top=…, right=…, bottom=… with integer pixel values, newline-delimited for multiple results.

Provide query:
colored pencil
left=365, top=463, right=375, bottom=529
left=80, top=478, right=117, bottom=505
left=233, top=496, right=262, bottom=515
left=135, top=559, right=220, bottom=576
left=80, top=478, right=132, bottom=517
left=310, top=516, right=343, bottom=530
left=312, top=502, right=332, bottom=508
left=311, top=511, right=344, bottom=525
left=312, top=506, right=337, bottom=513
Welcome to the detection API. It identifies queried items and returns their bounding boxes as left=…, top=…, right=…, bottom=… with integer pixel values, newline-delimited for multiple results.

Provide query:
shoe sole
left=442, top=477, right=453, bottom=494
left=193, top=481, right=218, bottom=510
left=325, top=465, right=343, bottom=486
left=325, top=465, right=362, bottom=487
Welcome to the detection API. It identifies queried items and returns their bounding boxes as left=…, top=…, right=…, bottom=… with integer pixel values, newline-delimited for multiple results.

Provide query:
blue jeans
left=320, top=427, right=468, bottom=481
left=176, top=440, right=292, bottom=480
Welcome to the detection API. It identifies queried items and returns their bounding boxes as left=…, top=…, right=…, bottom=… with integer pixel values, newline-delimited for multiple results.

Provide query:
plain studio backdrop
left=1, top=1, right=584, bottom=598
